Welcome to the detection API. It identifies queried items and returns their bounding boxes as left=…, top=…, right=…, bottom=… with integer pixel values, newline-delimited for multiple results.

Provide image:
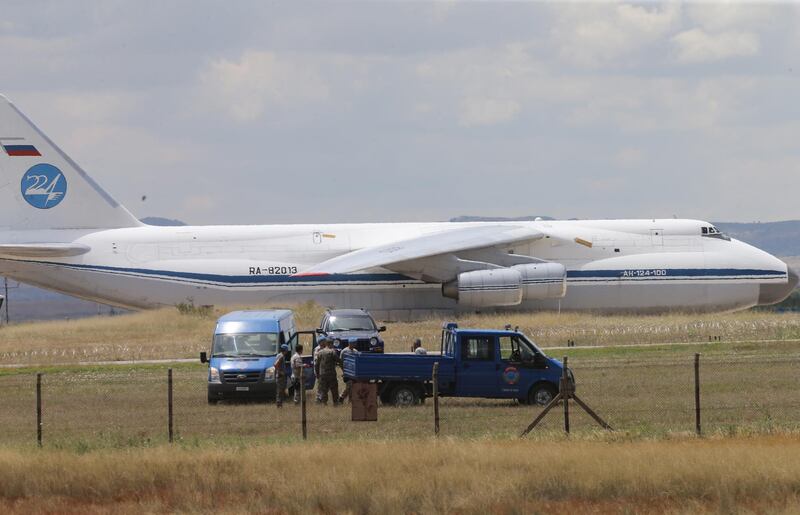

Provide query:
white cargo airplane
left=0, top=95, right=796, bottom=316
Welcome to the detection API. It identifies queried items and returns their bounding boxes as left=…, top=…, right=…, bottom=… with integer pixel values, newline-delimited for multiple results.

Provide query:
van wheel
left=528, top=383, right=557, bottom=406
left=391, top=385, right=419, bottom=407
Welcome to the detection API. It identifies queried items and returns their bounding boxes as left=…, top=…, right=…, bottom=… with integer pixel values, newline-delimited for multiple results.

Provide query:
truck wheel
left=207, top=397, right=219, bottom=405
left=391, top=385, right=419, bottom=407
left=379, top=390, right=393, bottom=405
left=528, top=383, right=557, bottom=406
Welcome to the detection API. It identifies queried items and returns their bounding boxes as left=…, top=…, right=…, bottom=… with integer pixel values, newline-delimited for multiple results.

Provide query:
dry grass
left=1, top=302, right=799, bottom=365
left=1, top=435, right=800, bottom=513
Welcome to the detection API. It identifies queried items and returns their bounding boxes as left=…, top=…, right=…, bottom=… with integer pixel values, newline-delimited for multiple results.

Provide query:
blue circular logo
left=503, top=366, right=520, bottom=385
left=21, top=164, right=67, bottom=209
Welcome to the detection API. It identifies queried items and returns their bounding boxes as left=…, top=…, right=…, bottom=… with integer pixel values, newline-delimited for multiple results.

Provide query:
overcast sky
left=1, top=1, right=798, bottom=224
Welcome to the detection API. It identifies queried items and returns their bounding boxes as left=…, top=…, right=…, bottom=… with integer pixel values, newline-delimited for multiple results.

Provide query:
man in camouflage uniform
left=274, top=344, right=290, bottom=407
left=315, top=339, right=341, bottom=405
left=313, top=337, right=325, bottom=402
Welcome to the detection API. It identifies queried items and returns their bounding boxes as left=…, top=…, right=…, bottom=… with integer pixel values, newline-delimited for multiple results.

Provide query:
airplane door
left=455, top=334, right=498, bottom=397
left=650, top=229, right=664, bottom=246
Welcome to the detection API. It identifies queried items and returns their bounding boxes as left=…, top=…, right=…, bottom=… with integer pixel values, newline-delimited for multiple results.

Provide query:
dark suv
left=318, top=308, right=386, bottom=353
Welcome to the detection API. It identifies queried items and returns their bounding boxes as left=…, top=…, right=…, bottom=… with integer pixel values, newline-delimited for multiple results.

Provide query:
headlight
left=209, top=367, right=221, bottom=383
left=264, top=366, right=275, bottom=382
left=333, top=339, right=341, bottom=347
left=369, top=337, right=378, bottom=346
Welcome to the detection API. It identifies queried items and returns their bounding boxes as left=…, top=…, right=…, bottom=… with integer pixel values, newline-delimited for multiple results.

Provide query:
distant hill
left=714, top=221, right=800, bottom=257
left=450, top=215, right=555, bottom=222
left=140, top=217, right=187, bottom=226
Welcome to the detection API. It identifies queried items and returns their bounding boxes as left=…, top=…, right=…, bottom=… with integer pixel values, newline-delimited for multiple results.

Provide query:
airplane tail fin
left=0, top=94, right=141, bottom=231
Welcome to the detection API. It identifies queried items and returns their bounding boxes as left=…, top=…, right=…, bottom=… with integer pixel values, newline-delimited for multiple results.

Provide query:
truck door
left=455, top=334, right=498, bottom=397
left=497, top=335, right=528, bottom=398
left=287, top=331, right=317, bottom=389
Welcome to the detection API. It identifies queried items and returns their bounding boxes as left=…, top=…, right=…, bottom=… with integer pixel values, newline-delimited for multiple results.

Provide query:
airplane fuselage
left=0, top=218, right=792, bottom=317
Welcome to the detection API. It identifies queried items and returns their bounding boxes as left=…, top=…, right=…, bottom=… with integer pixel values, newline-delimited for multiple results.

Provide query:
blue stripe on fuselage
left=1, top=258, right=786, bottom=288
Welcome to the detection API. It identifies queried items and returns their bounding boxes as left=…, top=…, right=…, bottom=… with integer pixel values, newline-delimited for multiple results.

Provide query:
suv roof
left=324, top=308, right=372, bottom=316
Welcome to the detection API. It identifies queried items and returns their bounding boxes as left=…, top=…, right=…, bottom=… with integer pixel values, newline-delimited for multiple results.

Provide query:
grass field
left=2, top=307, right=800, bottom=512
left=2, top=435, right=800, bottom=514
left=1, top=302, right=799, bottom=365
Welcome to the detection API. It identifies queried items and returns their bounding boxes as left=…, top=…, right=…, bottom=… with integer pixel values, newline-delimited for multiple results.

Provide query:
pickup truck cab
left=200, top=310, right=316, bottom=404
left=343, top=323, right=567, bottom=406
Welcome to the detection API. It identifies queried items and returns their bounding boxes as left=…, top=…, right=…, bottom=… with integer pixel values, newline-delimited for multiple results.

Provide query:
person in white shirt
left=290, top=344, right=305, bottom=404
left=412, top=338, right=427, bottom=355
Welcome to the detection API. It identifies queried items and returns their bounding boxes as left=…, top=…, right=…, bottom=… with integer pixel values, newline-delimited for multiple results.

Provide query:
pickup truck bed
left=344, top=352, right=455, bottom=384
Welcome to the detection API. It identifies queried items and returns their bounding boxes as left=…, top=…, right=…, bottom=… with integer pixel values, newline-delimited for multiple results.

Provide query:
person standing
left=313, top=336, right=326, bottom=402
left=274, top=344, right=290, bottom=407
left=338, top=338, right=359, bottom=403
left=290, top=343, right=305, bottom=405
left=316, top=339, right=341, bottom=405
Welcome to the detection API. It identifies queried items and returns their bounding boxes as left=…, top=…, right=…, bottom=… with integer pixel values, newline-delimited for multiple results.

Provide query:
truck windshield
left=327, top=315, right=376, bottom=331
left=212, top=333, right=279, bottom=357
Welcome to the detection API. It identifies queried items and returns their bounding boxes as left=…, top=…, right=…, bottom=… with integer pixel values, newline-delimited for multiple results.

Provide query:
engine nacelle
left=442, top=268, right=523, bottom=307
left=512, top=262, right=567, bottom=300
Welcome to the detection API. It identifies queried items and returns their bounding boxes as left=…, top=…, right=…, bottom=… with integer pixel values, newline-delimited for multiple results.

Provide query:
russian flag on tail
left=1, top=137, right=41, bottom=156
left=2, top=143, right=41, bottom=156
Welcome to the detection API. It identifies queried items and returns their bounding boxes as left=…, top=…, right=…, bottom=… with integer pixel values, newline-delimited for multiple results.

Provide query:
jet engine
left=512, top=262, right=567, bottom=299
left=442, top=262, right=567, bottom=307
left=442, top=268, right=523, bottom=307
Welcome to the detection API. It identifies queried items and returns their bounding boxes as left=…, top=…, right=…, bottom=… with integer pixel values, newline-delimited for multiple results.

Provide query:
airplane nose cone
left=758, top=265, right=799, bottom=306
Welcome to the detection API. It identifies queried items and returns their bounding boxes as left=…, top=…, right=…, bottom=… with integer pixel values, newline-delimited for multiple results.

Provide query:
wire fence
left=2, top=354, right=799, bottom=448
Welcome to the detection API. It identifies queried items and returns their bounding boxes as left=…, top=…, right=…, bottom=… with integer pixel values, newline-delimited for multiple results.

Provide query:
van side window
left=461, top=336, right=494, bottom=361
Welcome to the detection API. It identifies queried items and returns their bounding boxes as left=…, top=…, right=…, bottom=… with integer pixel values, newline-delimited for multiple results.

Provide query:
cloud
left=459, top=97, right=520, bottom=127
left=49, top=92, right=140, bottom=123
left=198, top=50, right=331, bottom=122
left=672, top=29, right=759, bottom=64
left=549, top=3, right=681, bottom=67
left=181, top=194, right=217, bottom=213
left=685, top=3, right=777, bottom=33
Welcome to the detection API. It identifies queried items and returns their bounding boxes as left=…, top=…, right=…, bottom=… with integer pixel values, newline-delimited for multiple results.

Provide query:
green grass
left=1, top=340, right=798, bottom=450
left=1, top=308, right=799, bottom=449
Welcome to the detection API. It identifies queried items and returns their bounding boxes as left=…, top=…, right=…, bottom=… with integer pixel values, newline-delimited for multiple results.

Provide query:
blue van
left=200, top=310, right=316, bottom=404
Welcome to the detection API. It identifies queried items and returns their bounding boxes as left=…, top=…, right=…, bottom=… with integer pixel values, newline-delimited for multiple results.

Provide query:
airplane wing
left=296, top=224, right=545, bottom=281
left=0, top=243, right=90, bottom=258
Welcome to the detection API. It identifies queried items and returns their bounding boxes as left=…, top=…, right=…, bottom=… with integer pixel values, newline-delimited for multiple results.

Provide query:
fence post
left=562, top=356, right=570, bottom=434
left=300, top=367, right=307, bottom=440
left=36, top=372, right=42, bottom=448
left=432, top=362, right=440, bottom=437
left=694, top=353, right=701, bottom=436
left=168, top=368, right=174, bottom=443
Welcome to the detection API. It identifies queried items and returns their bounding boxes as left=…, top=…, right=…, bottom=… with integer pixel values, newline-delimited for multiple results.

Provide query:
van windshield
left=212, top=333, right=279, bottom=357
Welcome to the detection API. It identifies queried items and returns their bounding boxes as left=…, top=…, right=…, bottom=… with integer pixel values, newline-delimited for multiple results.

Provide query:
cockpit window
left=702, top=226, right=730, bottom=241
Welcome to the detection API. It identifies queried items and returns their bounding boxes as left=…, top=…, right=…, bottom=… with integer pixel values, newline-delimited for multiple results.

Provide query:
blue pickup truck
left=343, top=323, right=569, bottom=406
